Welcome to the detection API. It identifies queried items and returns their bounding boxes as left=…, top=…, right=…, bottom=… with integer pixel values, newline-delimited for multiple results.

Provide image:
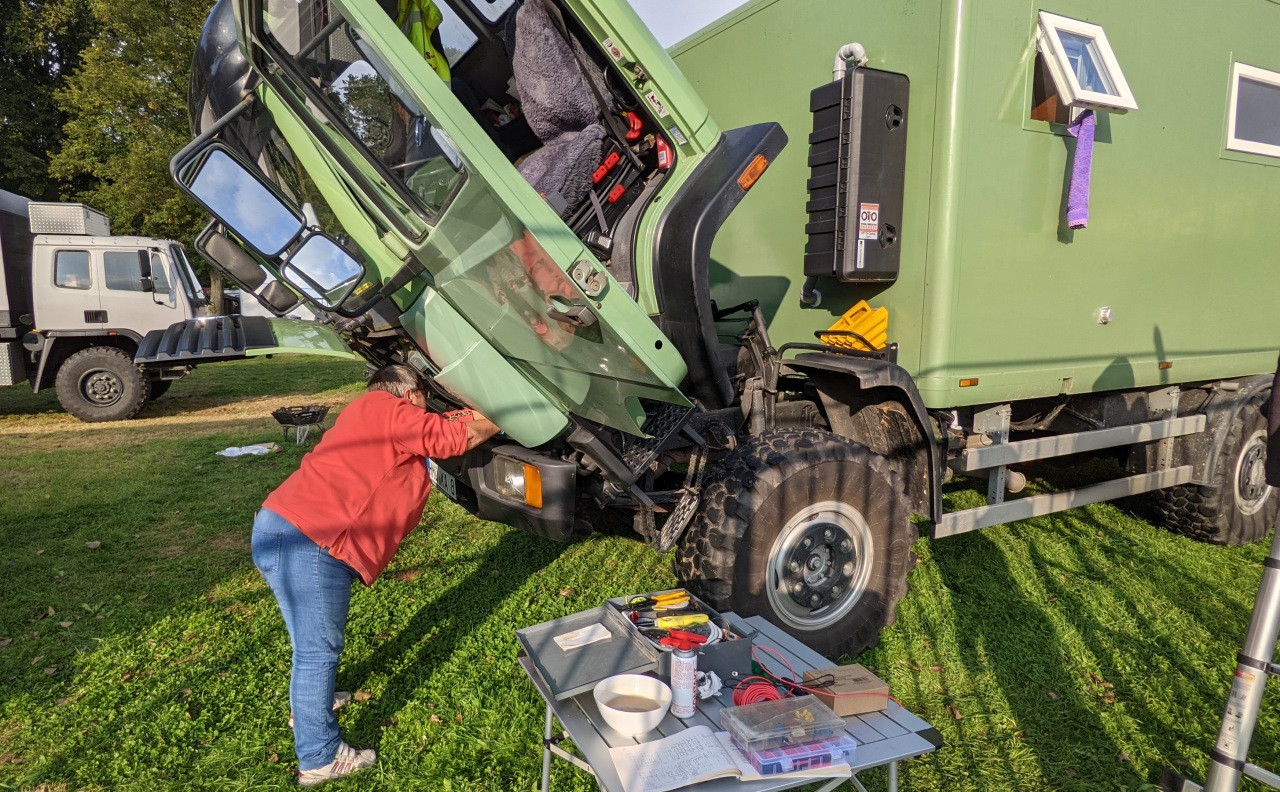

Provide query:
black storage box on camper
left=804, top=67, right=910, bottom=284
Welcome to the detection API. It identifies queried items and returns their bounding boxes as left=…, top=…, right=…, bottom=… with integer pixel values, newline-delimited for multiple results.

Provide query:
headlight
left=494, top=456, right=543, bottom=509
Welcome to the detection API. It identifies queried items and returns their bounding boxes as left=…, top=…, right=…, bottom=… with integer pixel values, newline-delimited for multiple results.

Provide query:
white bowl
left=593, top=674, right=672, bottom=736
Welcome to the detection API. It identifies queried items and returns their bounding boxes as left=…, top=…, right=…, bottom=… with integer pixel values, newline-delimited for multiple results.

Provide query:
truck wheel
left=1154, top=392, right=1276, bottom=545
left=147, top=379, right=172, bottom=401
left=674, top=428, right=916, bottom=658
left=55, top=347, right=150, bottom=422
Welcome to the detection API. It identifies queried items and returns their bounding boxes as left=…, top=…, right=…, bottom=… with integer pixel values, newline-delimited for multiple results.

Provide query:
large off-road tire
left=55, top=347, right=150, bottom=422
left=146, top=379, right=172, bottom=401
left=1154, top=391, right=1275, bottom=545
left=674, top=428, right=917, bottom=659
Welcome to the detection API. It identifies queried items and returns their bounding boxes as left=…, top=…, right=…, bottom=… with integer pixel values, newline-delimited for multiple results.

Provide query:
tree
left=0, top=0, right=93, bottom=199
left=49, top=0, right=210, bottom=245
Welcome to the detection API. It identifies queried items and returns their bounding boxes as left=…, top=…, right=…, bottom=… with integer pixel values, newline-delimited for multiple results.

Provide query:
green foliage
left=0, top=0, right=93, bottom=199
left=48, top=0, right=210, bottom=243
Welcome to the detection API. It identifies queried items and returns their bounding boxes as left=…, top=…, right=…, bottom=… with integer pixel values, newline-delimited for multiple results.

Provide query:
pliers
left=624, top=591, right=691, bottom=611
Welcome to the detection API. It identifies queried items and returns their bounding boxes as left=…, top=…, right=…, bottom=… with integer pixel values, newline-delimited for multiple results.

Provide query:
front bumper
left=432, top=444, right=578, bottom=542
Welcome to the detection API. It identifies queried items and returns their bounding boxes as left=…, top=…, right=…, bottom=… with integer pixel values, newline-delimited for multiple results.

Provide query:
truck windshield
left=260, top=1, right=466, bottom=218
left=170, top=244, right=205, bottom=307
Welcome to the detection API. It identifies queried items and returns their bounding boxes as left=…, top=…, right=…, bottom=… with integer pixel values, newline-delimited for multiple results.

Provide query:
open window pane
left=1057, top=32, right=1116, bottom=96
left=1229, top=63, right=1280, bottom=158
left=1036, top=11, right=1137, bottom=112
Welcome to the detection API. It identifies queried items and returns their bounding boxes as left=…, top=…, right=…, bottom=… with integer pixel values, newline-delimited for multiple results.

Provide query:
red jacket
left=264, top=390, right=469, bottom=585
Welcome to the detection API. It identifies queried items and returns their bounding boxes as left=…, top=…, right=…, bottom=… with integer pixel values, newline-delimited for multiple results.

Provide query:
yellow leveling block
left=818, top=300, right=888, bottom=351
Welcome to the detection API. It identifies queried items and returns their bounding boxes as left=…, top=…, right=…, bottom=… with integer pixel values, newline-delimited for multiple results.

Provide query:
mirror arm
left=338, top=255, right=425, bottom=319
left=169, top=95, right=256, bottom=184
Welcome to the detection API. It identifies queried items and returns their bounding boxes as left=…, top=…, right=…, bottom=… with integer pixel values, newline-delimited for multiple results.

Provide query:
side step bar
left=955, top=414, right=1206, bottom=471
left=936, top=466, right=1193, bottom=538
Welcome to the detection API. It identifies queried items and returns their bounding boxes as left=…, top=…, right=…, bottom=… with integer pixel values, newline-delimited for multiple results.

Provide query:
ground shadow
left=341, top=529, right=568, bottom=746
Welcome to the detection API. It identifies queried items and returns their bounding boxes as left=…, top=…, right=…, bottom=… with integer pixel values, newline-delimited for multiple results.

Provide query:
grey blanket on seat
left=511, top=0, right=607, bottom=213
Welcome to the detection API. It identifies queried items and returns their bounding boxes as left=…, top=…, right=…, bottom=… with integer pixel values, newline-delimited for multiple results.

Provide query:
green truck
left=150, top=0, right=1280, bottom=657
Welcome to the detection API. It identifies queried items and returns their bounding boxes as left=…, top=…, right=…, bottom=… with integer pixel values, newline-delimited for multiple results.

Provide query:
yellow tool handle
left=655, top=614, right=709, bottom=629
left=652, top=590, right=688, bottom=602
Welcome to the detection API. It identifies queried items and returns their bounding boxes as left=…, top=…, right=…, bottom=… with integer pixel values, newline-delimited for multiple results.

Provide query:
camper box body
left=672, top=0, right=1280, bottom=410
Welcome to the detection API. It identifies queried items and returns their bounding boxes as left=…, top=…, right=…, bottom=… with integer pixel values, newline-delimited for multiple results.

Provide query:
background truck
left=0, top=189, right=211, bottom=420
left=154, top=0, right=1280, bottom=658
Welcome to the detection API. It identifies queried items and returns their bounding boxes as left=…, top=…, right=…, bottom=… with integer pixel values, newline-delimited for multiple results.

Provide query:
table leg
left=542, top=705, right=553, bottom=792
left=888, top=760, right=899, bottom=792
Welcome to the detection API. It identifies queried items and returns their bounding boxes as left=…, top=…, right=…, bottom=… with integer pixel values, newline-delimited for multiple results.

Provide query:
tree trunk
left=210, top=271, right=224, bottom=315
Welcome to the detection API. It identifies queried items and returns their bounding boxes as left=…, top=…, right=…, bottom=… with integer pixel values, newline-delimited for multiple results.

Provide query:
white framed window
left=1036, top=11, right=1138, bottom=113
left=1227, top=62, right=1280, bottom=159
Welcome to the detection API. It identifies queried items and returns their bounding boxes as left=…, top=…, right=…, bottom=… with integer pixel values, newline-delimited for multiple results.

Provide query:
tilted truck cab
left=163, top=0, right=1280, bottom=657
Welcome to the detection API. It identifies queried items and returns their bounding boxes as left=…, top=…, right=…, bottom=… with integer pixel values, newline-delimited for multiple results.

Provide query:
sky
left=624, top=0, right=754, bottom=47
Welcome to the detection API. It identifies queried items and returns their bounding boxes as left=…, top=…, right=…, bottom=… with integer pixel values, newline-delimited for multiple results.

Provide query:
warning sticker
left=603, top=38, right=624, bottom=61
left=669, top=125, right=688, bottom=147
left=645, top=91, right=670, bottom=118
left=858, top=203, right=880, bottom=240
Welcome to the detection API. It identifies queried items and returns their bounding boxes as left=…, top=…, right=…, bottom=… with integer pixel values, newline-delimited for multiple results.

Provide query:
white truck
left=0, top=189, right=209, bottom=421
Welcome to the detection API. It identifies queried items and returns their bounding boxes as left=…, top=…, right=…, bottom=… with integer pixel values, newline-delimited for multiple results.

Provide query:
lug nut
left=789, top=560, right=801, bottom=573
left=802, top=536, right=813, bottom=549
left=824, top=528, right=835, bottom=542
left=840, top=539, right=852, bottom=553
left=810, top=594, right=821, bottom=607
left=792, top=582, right=805, bottom=595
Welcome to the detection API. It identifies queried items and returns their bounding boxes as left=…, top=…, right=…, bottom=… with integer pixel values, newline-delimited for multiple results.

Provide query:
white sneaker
left=297, top=741, right=376, bottom=787
left=289, top=691, right=353, bottom=729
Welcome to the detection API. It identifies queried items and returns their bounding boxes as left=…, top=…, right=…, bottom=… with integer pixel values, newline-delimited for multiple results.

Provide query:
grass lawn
left=1, top=356, right=1277, bottom=791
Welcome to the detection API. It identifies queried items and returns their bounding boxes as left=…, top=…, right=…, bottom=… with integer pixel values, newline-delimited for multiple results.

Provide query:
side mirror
left=136, top=250, right=155, bottom=292
left=280, top=234, right=365, bottom=310
left=177, top=144, right=305, bottom=259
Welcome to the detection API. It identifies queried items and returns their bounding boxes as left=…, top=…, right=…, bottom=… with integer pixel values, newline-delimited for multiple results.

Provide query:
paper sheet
left=609, top=726, right=738, bottom=792
left=552, top=623, right=612, bottom=650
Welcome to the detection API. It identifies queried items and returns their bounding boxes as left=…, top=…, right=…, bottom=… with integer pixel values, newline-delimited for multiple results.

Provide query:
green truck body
left=157, top=0, right=1280, bottom=657
left=674, top=0, right=1280, bottom=409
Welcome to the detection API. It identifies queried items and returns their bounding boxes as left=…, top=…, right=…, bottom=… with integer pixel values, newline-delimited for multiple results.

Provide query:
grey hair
left=366, top=364, right=425, bottom=398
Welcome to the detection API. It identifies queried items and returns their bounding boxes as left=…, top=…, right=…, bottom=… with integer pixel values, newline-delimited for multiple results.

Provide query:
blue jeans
left=251, top=508, right=357, bottom=770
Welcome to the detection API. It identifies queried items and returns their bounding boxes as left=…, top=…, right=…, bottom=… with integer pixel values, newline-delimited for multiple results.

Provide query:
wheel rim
left=78, top=368, right=124, bottom=408
left=1235, top=429, right=1272, bottom=516
left=766, top=500, right=874, bottom=631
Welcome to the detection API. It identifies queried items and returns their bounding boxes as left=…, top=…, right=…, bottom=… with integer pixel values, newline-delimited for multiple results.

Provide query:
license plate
left=428, top=460, right=458, bottom=500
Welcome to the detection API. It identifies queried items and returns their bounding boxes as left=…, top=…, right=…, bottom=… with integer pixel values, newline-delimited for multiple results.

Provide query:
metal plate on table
left=517, top=606, right=658, bottom=700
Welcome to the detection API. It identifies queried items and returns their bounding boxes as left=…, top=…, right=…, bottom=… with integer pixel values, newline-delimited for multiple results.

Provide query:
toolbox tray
left=605, top=589, right=757, bottom=686
left=516, top=605, right=658, bottom=700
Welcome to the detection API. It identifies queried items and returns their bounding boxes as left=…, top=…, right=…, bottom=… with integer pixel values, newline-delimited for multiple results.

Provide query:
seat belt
left=537, top=0, right=644, bottom=170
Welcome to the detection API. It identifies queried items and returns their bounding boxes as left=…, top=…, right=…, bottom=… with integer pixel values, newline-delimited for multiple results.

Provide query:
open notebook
left=608, top=725, right=851, bottom=792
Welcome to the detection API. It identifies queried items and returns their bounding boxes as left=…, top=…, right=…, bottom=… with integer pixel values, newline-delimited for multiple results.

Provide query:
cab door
left=97, top=247, right=183, bottom=337
left=243, top=0, right=691, bottom=436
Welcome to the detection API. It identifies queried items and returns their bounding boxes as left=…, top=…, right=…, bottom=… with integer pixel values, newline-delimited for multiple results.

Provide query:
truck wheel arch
left=32, top=330, right=142, bottom=392
left=783, top=354, right=941, bottom=523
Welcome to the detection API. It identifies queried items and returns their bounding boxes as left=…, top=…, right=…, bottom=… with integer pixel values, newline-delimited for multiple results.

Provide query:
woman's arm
left=462, top=412, right=500, bottom=451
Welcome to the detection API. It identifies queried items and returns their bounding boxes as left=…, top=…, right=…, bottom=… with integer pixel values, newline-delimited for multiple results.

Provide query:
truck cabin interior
left=263, top=0, right=669, bottom=285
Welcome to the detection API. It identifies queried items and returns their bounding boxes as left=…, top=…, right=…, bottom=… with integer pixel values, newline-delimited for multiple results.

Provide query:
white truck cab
left=1, top=192, right=210, bottom=421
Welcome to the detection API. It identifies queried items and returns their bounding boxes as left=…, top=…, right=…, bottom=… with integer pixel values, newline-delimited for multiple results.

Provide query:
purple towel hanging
left=1066, top=109, right=1095, bottom=230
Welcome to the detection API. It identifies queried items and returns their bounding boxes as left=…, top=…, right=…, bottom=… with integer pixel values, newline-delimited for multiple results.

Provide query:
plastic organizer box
left=740, top=734, right=858, bottom=776
left=719, top=695, right=846, bottom=754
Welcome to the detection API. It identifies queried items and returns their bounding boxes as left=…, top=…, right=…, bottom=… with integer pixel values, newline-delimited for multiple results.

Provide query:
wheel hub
left=80, top=369, right=123, bottom=407
left=767, top=501, right=874, bottom=631
left=1236, top=430, right=1272, bottom=515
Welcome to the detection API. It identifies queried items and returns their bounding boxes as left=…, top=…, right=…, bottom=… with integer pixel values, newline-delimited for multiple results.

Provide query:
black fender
left=652, top=123, right=789, bottom=410
left=783, top=352, right=941, bottom=522
left=32, top=330, right=144, bottom=393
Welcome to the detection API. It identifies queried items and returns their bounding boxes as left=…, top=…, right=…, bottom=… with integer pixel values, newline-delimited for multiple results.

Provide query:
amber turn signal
left=738, top=155, right=770, bottom=191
